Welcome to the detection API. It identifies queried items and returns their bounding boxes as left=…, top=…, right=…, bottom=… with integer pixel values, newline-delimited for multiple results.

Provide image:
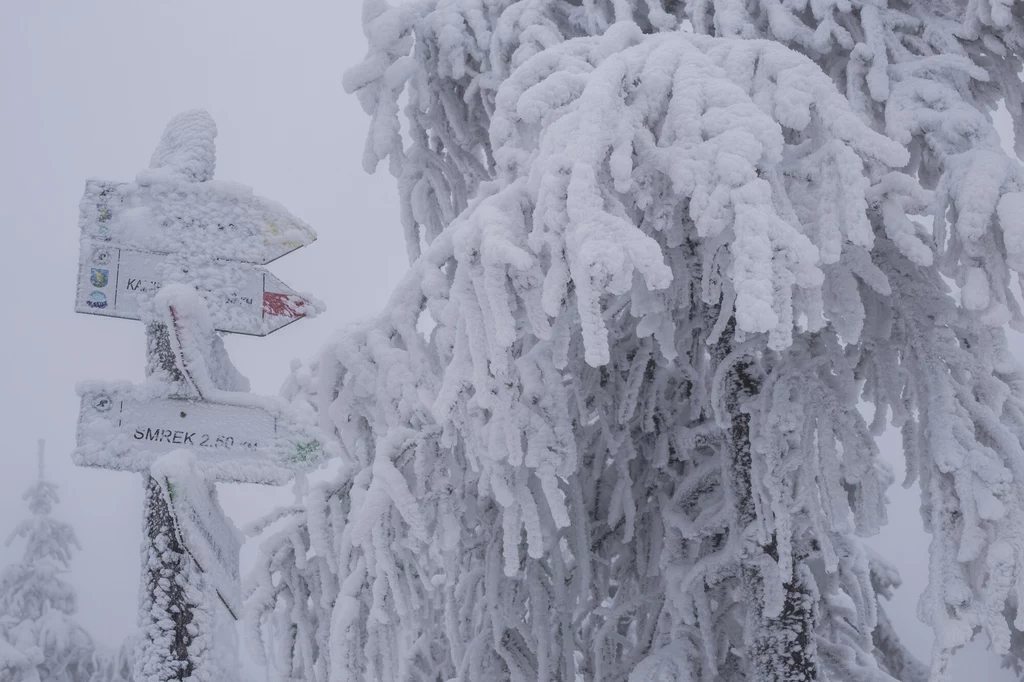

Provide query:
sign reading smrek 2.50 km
left=76, top=386, right=323, bottom=485
left=75, top=178, right=318, bottom=336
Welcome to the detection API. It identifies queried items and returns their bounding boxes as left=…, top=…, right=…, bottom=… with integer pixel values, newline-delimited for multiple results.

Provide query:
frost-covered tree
left=0, top=441, right=97, bottom=682
left=88, top=638, right=135, bottom=682
left=248, top=1, right=1024, bottom=680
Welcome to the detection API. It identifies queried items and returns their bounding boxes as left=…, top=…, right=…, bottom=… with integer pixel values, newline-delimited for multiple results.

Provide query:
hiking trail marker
left=76, top=241, right=314, bottom=336
left=71, top=111, right=332, bottom=679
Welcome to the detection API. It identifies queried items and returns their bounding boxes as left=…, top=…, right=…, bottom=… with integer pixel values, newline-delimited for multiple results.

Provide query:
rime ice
left=248, top=2, right=1024, bottom=681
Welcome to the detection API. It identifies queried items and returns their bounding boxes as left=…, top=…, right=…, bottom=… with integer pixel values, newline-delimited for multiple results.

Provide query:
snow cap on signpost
left=149, top=109, right=218, bottom=182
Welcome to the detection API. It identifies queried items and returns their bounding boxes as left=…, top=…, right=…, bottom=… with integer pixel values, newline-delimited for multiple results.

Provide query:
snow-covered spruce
left=0, top=442, right=98, bottom=682
left=249, top=2, right=1024, bottom=681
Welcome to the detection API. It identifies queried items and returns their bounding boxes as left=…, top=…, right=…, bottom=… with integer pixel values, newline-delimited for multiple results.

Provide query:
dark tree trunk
left=712, top=318, right=819, bottom=682
left=134, top=321, right=199, bottom=681
left=135, top=476, right=196, bottom=682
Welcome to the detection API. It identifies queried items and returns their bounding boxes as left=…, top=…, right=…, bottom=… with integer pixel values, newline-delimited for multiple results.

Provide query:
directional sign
left=80, top=177, right=315, bottom=265
left=75, top=385, right=325, bottom=485
left=152, top=456, right=243, bottom=618
left=75, top=241, right=315, bottom=336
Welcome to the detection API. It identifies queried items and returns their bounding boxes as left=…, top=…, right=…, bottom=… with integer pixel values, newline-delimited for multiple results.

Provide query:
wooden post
left=133, top=321, right=231, bottom=681
left=134, top=322, right=197, bottom=681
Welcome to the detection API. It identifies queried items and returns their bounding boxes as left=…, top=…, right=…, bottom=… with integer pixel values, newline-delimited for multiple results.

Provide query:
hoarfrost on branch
left=249, top=2, right=1024, bottom=681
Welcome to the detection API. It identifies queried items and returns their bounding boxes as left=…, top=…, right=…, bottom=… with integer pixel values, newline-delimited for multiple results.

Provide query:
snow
left=148, top=109, right=218, bottom=184
left=79, top=177, right=316, bottom=266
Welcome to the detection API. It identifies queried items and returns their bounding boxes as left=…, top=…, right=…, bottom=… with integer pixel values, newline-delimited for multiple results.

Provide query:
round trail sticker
left=87, top=290, right=108, bottom=309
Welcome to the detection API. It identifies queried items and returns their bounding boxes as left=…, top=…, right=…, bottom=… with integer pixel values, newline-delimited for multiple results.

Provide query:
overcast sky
left=0, top=2, right=1015, bottom=679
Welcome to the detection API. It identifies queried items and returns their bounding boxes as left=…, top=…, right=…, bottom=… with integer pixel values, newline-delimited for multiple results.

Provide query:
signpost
left=80, top=177, right=316, bottom=264
left=76, top=388, right=319, bottom=485
left=72, top=110, right=329, bottom=680
left=75, top=241, right=316, bottom=335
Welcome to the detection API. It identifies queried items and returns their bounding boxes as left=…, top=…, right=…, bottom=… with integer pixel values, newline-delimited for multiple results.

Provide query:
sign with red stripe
left=262, top=290, right=308, bottom=318
left=76, top=241, right=320, bottom=336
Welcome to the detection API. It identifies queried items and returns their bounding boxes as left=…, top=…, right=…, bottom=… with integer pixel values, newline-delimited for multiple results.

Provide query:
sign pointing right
left=75, top=241, right=319, bottom=336
left=81, top=177, right=315, bottom=265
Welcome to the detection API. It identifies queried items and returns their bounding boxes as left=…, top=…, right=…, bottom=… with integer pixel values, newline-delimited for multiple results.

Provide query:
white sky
left=0, top=2, right=1015, bottom=679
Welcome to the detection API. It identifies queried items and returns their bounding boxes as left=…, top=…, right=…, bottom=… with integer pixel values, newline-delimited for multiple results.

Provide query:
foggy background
left=0, top=2, right=1014, bottom=679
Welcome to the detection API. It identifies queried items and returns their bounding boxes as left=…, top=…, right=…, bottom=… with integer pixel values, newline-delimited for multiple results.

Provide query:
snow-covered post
left=135, top=321, right=213, bottom=682
left=137, top=474, right=203, bottom=681
left=72, top=111, right=330, bottom=681
left=136, top=113, right=228, bottom=682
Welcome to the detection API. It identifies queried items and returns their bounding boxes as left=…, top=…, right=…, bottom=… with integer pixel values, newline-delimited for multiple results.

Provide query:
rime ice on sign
left=80, top=178, right=315, bottom=265
left=76, top=385, right=323, bottom=485
left=73, top=110, right=330, bottom=481
left=75, top=108, right=321, bottom=336
left=74, top=284, right=331, bottom=485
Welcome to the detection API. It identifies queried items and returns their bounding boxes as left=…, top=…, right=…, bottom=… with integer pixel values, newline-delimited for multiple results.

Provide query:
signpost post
left=73, top=110, right=329, bottom=680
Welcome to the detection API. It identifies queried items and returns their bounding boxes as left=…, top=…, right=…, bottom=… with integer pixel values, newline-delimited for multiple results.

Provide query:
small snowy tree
left=249, top=1, right=1024, bottom=680
left=88, top=638, right=136, bottom=682
left=0, top=441, right=96, bottom=682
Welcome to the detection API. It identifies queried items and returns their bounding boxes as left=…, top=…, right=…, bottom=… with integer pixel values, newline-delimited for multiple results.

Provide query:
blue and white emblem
left=90, top=268, right=109, bottom=288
